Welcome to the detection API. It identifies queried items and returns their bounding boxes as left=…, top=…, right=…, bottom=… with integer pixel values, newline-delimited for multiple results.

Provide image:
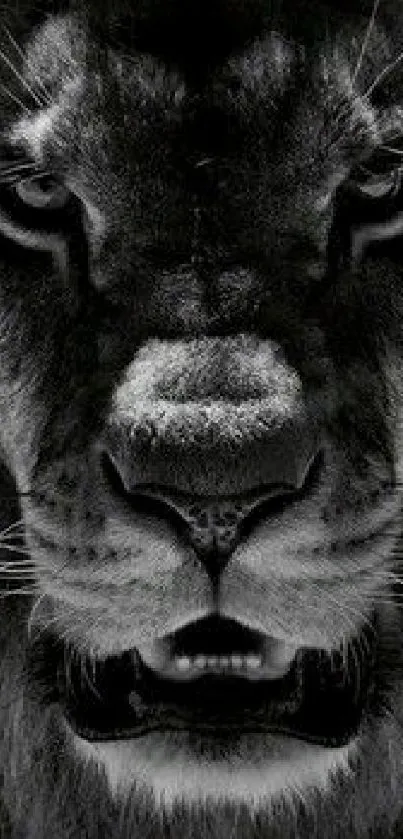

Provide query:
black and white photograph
left=0, top=1, right=402, bottom=836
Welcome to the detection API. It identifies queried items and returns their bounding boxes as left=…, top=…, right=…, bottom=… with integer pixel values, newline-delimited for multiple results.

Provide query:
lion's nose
left=100, top=335, right=322, bottom=579
left=102, top=335, right=320, bottom=497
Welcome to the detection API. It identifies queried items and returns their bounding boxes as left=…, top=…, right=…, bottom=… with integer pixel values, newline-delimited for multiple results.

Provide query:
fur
left=1, top=1, right=403, bottom=836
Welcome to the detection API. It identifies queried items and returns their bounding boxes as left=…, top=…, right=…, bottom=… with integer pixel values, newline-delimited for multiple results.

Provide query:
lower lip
left=57, top=632, right=375, bottom=749
left=25, top=606, right=377, bottom=750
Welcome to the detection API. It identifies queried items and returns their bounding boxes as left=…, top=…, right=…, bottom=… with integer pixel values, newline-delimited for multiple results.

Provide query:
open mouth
left=27, top=451, right=381, bottom=748
left=29, top=614, right=377, bottom=749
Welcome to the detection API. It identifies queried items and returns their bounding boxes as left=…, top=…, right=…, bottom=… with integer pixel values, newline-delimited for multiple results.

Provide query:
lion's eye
left=0, top=145, right=73, bottom=224
left=0, top=151, right=78, bottom=247
left=15, top=174, right=70, bottom=211
left=333, top=153, right=403, bottom=266
left=344, top=142, right=403, bottom=203
left=347, top=166, right=402, bottom=201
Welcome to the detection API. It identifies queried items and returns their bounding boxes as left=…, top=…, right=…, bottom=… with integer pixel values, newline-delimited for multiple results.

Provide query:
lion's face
left=1, top=1, right=403, bottom=837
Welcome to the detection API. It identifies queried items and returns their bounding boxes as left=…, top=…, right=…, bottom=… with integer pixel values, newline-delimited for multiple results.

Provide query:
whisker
left=0, top=46, right=46, bottom=108
left=378, top=144, right=403, bottom=157
left=28, top=605, right=75, bottom=645
left=0, top=518, right=24, bottom=536
left=81, top=655, right=103, bottom=702
left=351, top=0, right=381, bottom=87
left=17, top=169, right=50, bottom=187
left=0, top=528, right=24, bottom=538
left=356, top=627, right=372, bottom=659
left=308, top=576, right=373, bottom=636
left=0, top=534, right=25, bottom=544
left=365, top=47, right=403, bottom=100
left=0, top=587, right=36, bottom=599
left=0, top=82, right=31, bottom=114
left=1, top=25, right=52, bottom=105
left=0, top=160, right=36, bottom=171
left=0, top=544, right=32, bottom=556
left=0, top=557, right=35, bottom=566
left=0, top=567, right=50, bottom=579
left=369, top=599, right=403, bottom=607
left=0, top=559, right=35, bottom=568
left=380, top=138, right=403, bottom=151
left=26, top=555, right=76, bottom=641
left=0, top=162, right=38, bottom=185
left=26, top=589, right=49, bottom=641
left=0, top=517, right=24, bottom=527
left=0, top=175, right=33, bottom=187
left=28, top=615, right=61, bottom=645
left=349, top=638, right=362, bottom=703
left=370, top=570, right=403, bottom=583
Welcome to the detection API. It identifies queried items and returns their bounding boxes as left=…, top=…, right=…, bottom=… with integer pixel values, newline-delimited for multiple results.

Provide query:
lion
left=0, top=0, right=403, bottom=836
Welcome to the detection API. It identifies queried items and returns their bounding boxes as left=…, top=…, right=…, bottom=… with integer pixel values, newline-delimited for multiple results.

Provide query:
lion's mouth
left=31, top=615, right=377, bottom=749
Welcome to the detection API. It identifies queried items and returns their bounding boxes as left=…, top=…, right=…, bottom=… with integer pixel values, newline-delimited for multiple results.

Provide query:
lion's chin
left=70, top=726, right=355, bottom=808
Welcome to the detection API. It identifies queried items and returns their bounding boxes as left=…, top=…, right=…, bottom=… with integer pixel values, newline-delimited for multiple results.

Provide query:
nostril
left=101, top=450, right=187, bottom=529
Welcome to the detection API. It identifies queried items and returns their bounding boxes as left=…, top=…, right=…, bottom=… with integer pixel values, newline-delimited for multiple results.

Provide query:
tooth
left=245, top=654, right=262, bottom=669
left=175, top=656, right=191, bottom=672
left=172, top=652, right=265, bottom=674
